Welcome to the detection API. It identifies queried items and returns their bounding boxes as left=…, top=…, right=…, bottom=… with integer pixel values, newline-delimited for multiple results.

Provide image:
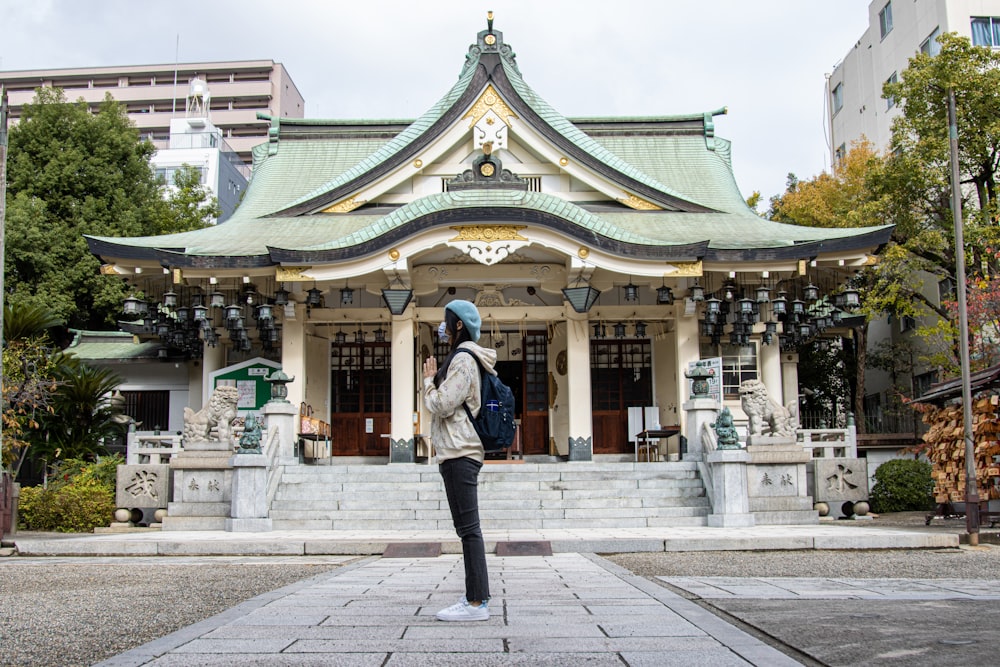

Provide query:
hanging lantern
left=738, top=297, right=754, bottom=315
left=306, top=287, right=323, bottom=306
left=190, top=291, right=205, bottom=308
left=174, top=306, right=190, bottom=322
left=723, top=281, right=736, bottom=301
left=162, top=291, right=178, bottom=308
left=843, top=286, right=861, bottom=311
left=335, top=329, right=347, bottom=344
left=273, top=287, right=290, bottom=306
left=209, top=290, right=226, bottom=308
left=340, top=286, right=354, bottom=306
left=705, top=297, right=722, bottom=314
left=123, top=296, right=143, bottom=317
left=623, top=281, right=639, bottom=302
left=355, top=329, right=365, bottom=344
left=755, top=284, right=771, bottom=303
left=771, top=291, right=788, bottom=316
left=255, top=303, right=274, bottom=321
left=804, top=282, right=820, bottom=302
left=657, top=284, right=674, bottom=305
left=224, top=303, right=243, bottom=321
left=613, top=322, right=626, bottom=339
left=635, top=321, right=647, bottom=338
left=798, top=323, right=813, bottom=338
left=831, top=308, right=844, bottom=325
left=700, top=321, right=716, bottom=336
left=689, top=282, right=705, bottom=302
left=592, top=322, right=606, bottom=339
left=192, top=304, right=209, bottom=322
left=791, top=299, right=806, bottom=315
left=374, top=327, right=386, bottom=343
left=765, top=320, right=778, bottom=335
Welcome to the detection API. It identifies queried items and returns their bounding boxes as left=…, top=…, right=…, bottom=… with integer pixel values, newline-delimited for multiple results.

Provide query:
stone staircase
left=269, top=459, right=710, bottom=530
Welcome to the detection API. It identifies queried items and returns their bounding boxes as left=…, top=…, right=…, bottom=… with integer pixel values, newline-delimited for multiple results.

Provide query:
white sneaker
left=436, top=599, right=489, bottom=622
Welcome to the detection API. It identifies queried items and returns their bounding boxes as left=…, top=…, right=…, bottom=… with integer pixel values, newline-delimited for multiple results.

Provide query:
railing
left=263, top=420, right=284, bottom=511
left=798, top=427, right=857, bottom=459
left=126, top=432, right=183, bottom=465
left=862, top=409, right=921, bottom=436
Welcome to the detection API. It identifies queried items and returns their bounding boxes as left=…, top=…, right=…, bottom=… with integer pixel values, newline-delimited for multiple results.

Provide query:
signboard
left=687, top=357, right=722, bottom=402
left=209, top=357, right=282, bottom=420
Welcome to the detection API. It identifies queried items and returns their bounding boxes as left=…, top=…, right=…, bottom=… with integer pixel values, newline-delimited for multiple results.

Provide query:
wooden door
left=590, top=340, right=653, bottom=454
left=330, top=340, right=392, bottom=456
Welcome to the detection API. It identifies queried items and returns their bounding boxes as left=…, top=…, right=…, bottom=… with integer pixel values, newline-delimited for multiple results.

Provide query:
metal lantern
left=123, top=296, right=143, bottom=317
left=192, top=304, right=209, bottom=322
left=273, top=287, right=290, bottom=306
left=771, top=291, right=788, bottom=316
left=755, top=284, right=771, bottom=303
left=804, top=282, right=820, bottom=302
left=335, top=329, right=347, bottom=344
left=613, top=322, right=626, bottom=339
left=700, top=320, right=716, bottom=336
left=162, top=291, right=178, bottom=308
left=634, top=321, right=647, bottom=338
left=685, top=362, right=713, bottom=399
left=723, top=281, right=736, bottom=301
left=306, top=287, right=323, bottom=306
left=355, top=329, right=365, bottom=344
left=224, top=303, right=243, bottom=321
left=689, top=282, right=705, bottom=302
left=705, top=297, right=722, bottom=315
left=209, top=290, right=226, bottom=308
left=265, top=370, right=294, bottom=402
left=765, top=320, right=778, bottom=335
left=623, top=281, right=639, bottom=302
left=340, top=286, right=354, bottom=306
left=791, top=299, right=806, bottom=315
left=374, top=327, right=386, bottom=343
left=255, top=303, right=273, bottom=321
left=657, top=284, right=674, bottom=305
left=798, top=323, right=813, bottom=338
left=592, top=322, right=606, bottom=339
left=737, top=297, right=754, bottom=315
left=843, top=286, right=861, bottom=311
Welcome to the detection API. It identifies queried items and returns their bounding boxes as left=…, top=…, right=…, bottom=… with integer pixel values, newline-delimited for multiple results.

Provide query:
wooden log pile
left=920, top=397, right=1000, bottom=504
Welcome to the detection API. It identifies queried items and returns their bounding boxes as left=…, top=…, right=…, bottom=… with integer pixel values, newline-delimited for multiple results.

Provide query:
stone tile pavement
left=662, top=576, right=1000, bottom=600
left=95, top=553, right=803, bottom=666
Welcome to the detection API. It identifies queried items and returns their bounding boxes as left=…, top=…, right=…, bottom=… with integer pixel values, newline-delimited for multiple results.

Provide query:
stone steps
left=269, top=460, right=710, bottom=530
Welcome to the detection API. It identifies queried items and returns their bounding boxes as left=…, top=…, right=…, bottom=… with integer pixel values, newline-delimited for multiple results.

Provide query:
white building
left=149, top=77, right=249, bottom=223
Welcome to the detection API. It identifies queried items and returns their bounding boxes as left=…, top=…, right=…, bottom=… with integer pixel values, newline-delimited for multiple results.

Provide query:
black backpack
left=457, top=348, right=516, bottom=451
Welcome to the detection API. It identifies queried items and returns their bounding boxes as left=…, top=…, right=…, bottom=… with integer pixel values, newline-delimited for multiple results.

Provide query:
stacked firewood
left=920, top=397, right=1000, bottom=503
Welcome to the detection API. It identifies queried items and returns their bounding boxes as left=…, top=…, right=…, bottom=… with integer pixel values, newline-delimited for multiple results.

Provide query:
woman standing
left=422, top=300, right=495, bottom=622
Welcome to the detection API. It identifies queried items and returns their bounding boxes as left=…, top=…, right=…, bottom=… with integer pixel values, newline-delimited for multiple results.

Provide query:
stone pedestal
left=161, top=439, right=233, bottom=531
left=226, top=453, right=272, bottom=532
left=683, top=397, right=721, bottom=462
left=706, top=449, right=755, bottom=527
left=746, top=437, right=817, bottom=525
left=263, top=400, right=299, bottom=466
left=813, top=457, right=869, bottom=519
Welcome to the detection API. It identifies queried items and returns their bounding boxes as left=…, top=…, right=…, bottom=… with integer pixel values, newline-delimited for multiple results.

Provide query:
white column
left=201, top=339, right=225, bottom=405
left=674, top=307, right=701, bottom=439
left=281, top=303, right=307, bottom=410
left=390, top=310, right=416, bottom=463
left=760, top=338, right=783, bottom=404
left=565, top=310, right=593, bottom=460
left=781, top=351, right=800, bottom=413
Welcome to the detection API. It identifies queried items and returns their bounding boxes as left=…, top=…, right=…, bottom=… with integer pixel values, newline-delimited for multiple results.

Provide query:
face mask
left=437, top=321, right=449, bottom=343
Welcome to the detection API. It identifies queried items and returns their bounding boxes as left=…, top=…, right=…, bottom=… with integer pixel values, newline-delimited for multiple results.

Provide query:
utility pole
left=947, top=88, right=979, bottom=546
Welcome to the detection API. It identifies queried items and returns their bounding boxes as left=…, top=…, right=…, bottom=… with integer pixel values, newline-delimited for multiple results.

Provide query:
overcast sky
left=1, top=0, right=875, bottom=203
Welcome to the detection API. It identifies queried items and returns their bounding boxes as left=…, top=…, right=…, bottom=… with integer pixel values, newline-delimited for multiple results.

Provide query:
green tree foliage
left=5, top=88, right=168, bottom=329
left=868, top=459, right=935, bottom=513
left=30, top=354, right=124, bottom=463
left=159, top=163, right=221, bottom=233
left=1, top=303, right=62, bottom=477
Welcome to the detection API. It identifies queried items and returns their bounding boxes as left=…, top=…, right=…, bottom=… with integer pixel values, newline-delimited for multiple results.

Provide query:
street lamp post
left=948, top=88, right=979, bottom=545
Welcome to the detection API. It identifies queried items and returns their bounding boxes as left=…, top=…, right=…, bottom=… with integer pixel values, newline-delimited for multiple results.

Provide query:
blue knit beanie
left=445, top=300, right=482, bottom=342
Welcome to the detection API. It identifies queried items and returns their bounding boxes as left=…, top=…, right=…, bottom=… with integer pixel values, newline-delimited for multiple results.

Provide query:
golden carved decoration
left=322, top=196, right=367, bottom=214
left=864, top=254, right=879, bottom=266
left=480, top=163, right=495, bottom=177
left=484, top=34, right=496, bottom=45
left=173, top=268, right=183, bottom=284
left=100, top=264, right=120, bottom=275
left=449, top=225, right=528, bottom=242
left=666, top=261, right=703, bottom=277
left=617, top=194, right=662, bottom=211
left=559, top=157, right=569, bottom=167
left=464, top=84, right=517, bottom=128
left=413, top=159, right=423, bottom=169
left=578, top=247, right=590, bottom=259
left=276, top=266, right=313, bottom=282
left=388, top=248, right=401, bottom=261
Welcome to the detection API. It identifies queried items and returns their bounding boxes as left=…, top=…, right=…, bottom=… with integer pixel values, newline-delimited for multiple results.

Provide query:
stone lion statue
left=738, top=379, right=798, bottom=438
left=183, top=386, right=240, bottom=443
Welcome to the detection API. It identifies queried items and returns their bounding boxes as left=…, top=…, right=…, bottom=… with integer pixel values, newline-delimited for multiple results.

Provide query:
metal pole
left=948, top=89, right=979, bottom=545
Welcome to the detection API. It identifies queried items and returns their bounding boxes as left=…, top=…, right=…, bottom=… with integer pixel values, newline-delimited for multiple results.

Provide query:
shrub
left=17, top=457, right=120, bottom=532
left=869, top=458, right=935, bottom=513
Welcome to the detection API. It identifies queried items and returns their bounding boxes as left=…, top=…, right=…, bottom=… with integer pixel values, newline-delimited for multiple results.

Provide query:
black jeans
left=439, top=456, right=490, bottom=602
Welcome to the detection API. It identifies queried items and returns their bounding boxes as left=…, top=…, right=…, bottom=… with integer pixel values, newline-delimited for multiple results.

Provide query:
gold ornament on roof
left=450, top=225, right=528, bottom=242
left=617, top=194, right=662, bottom=211
left=667, top=261, right=703, bottom=277
left=464, top=84, right=517, bottom=128
left=388, top=248, right=401, bottom=261
left=322, top=196, right=367, bottom=214
left=276, top=266, right=313, bottom=282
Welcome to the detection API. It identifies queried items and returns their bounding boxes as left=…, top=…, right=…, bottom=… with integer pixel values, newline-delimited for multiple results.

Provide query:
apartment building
left=826, top=0, right=1000, bottom=459
left=0, top=59, right=304, bottom=165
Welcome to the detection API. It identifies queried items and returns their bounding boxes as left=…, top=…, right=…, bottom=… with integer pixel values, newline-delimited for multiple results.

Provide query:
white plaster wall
left=547, top=322, right=569, bottom=456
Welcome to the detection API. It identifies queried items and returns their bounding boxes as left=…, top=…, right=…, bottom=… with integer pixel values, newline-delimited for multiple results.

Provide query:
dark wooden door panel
left=330, top=415, right=361, bottom=456
left=592, top=411, right=626, bottom=454
left=520, top=413, right=549, bottom=455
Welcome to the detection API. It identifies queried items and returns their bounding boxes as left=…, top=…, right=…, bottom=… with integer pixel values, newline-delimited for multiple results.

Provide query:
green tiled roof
left=65, top=330, right=161, bottom=361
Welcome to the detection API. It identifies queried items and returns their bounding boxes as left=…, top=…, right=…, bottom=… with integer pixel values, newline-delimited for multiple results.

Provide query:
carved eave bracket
left=447, top=225, right=531, bottom=266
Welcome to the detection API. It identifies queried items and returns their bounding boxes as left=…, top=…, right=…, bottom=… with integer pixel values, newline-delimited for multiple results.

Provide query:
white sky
left=0, top=0, right=874, bottom=203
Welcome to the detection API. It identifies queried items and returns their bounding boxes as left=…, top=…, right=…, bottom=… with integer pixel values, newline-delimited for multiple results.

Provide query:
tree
left=1, top=303, right=62, bottom=478
left=766, top=142, right=887, bottom=427
left=4, top=88, right=168, bottom=329
left=158, top=164, right=221, bottom=233
left=31, top=354, right=123, bottom=463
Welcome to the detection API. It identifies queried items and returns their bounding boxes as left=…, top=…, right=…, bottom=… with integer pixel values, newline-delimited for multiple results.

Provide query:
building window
left=972, top=17, right=1000, bottom=47
left=885, top=72, right=898, bottom=110
left=879, top=2, right=893, bottom=40
left=701, top=341, right=759, bottom=398
left=120, top=390, right=170, bottom=432
left=920, top=27, right=941, bottom=55
left=590, top=340, right=653, bottom=411
left=938, top=277, right=955, bottom=304
left=900, top=315, right=916, bottom=333
left=835, top=143, right=847, bottom=163
left=831, top=82, right=844, bottom=115
left=914, top=370, right=939, bottom=399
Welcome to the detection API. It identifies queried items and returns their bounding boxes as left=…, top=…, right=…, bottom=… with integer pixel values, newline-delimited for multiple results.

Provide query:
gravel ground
left=0, top=557, right=352, bottom=667
left=1, top=513, right=997, bottom=666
